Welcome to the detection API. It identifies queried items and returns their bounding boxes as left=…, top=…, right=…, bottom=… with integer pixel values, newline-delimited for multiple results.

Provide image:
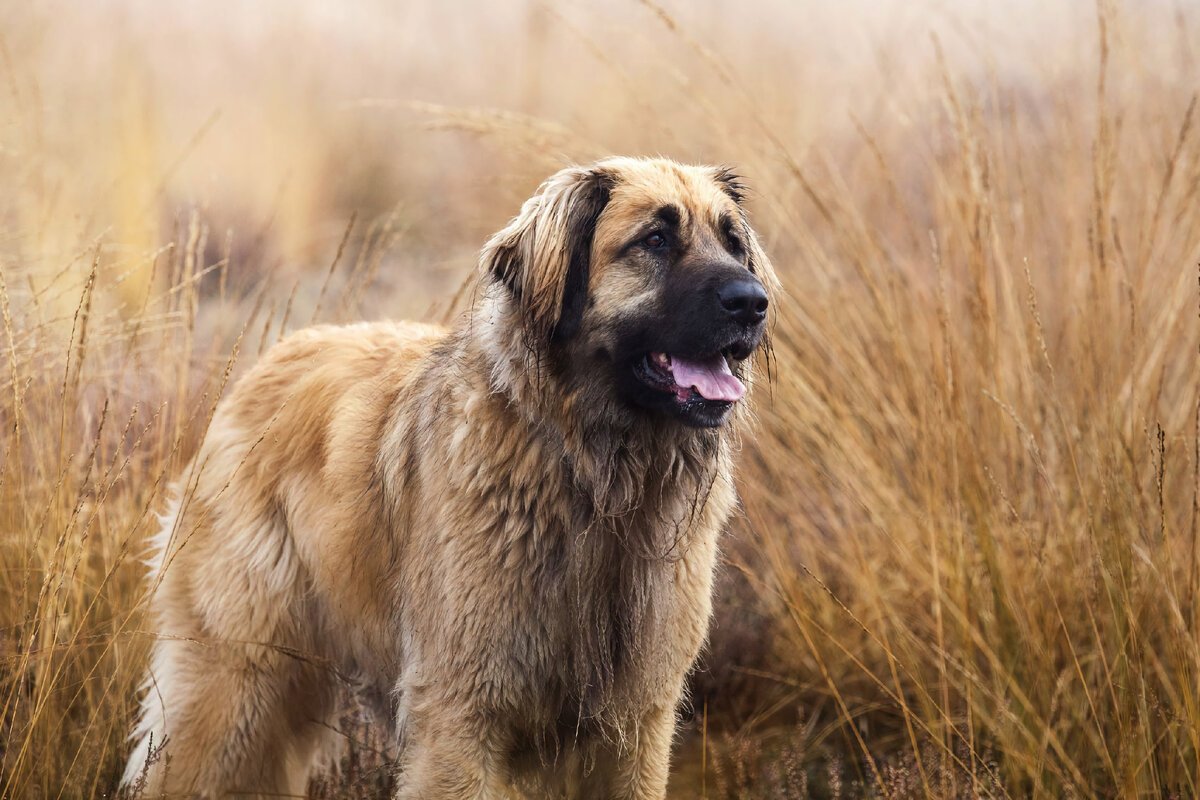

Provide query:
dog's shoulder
left=213, top=320, right=448, bottom=459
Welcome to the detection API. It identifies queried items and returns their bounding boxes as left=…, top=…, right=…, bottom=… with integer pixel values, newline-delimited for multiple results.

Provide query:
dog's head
left=482, top=157, right=778, bottom=429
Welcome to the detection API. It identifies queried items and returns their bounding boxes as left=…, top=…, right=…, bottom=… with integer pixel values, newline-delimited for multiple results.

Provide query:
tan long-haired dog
left=124, top=157, right=778, bottom=798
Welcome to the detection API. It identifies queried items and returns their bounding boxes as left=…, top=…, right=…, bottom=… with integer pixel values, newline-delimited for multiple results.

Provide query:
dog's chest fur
left=370, top=330, right=735, bottom=739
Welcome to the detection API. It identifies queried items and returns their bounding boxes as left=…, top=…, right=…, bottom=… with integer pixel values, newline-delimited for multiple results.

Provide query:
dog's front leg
left=394, top=711, right=515, bottom=800
left=610, top=704, right=677, bottom=800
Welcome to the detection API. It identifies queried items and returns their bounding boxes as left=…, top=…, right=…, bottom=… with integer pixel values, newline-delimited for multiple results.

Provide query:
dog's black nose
left=717, top=278, right=768, bottom=325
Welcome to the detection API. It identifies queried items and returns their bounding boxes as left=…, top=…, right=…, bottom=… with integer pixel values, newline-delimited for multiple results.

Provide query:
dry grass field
left=3, top=0, right=1200, bottom=796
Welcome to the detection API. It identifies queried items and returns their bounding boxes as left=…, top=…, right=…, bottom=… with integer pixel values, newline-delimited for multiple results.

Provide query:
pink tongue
left=670, top=355, right=746, bottom=402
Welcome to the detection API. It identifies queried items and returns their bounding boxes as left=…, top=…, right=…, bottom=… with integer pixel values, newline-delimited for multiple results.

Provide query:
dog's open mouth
left=635, top=351, right=746, bottom=404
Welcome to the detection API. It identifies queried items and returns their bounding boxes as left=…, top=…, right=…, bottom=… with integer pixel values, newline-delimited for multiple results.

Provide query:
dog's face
left=483, top=158, right=777, bottom=429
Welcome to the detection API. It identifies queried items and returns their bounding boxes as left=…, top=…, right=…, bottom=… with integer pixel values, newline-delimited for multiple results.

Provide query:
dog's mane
left=440, top=284, right=739, bottom=731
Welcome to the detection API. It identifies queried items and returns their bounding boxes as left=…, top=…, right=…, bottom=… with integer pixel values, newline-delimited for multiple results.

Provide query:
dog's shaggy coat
left=124, top=157, right=777, bottom=798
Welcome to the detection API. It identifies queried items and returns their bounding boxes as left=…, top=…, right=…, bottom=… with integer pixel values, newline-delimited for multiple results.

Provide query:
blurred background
left=3, top=0, right=1200, bottom=796
left=3, top=0, right=1118, bottom=313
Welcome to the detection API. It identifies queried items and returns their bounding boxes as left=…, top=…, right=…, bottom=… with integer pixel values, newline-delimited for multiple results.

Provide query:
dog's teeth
left=653, top=352, right=670, bottom=366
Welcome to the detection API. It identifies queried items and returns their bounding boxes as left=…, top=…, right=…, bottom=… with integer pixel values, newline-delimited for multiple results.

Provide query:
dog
left=123, top=156, right=777, bottom=798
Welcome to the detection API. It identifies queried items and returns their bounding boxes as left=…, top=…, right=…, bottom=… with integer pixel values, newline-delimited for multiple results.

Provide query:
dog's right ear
left=481, top=165, right=613, bottom=344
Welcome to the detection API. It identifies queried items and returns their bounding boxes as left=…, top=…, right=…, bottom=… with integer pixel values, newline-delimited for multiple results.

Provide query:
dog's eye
left=723, top=224, right=745, bottom=256
left=644, top=232, right=667, bottom=249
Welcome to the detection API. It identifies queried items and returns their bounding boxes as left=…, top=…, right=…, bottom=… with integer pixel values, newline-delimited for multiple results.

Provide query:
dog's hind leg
left=124, top=499, right=337, bottom=798
left=125, top=634, right=337, bottom=797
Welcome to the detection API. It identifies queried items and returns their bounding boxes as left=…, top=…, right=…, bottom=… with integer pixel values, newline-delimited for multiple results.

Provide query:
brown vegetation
left=2, top=0, right=1199, bottom=796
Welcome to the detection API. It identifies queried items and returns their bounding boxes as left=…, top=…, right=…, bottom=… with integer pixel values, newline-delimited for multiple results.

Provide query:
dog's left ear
left=713, top=166, right=781, bottom=302
left=481, top=165, right=614, bottom=343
